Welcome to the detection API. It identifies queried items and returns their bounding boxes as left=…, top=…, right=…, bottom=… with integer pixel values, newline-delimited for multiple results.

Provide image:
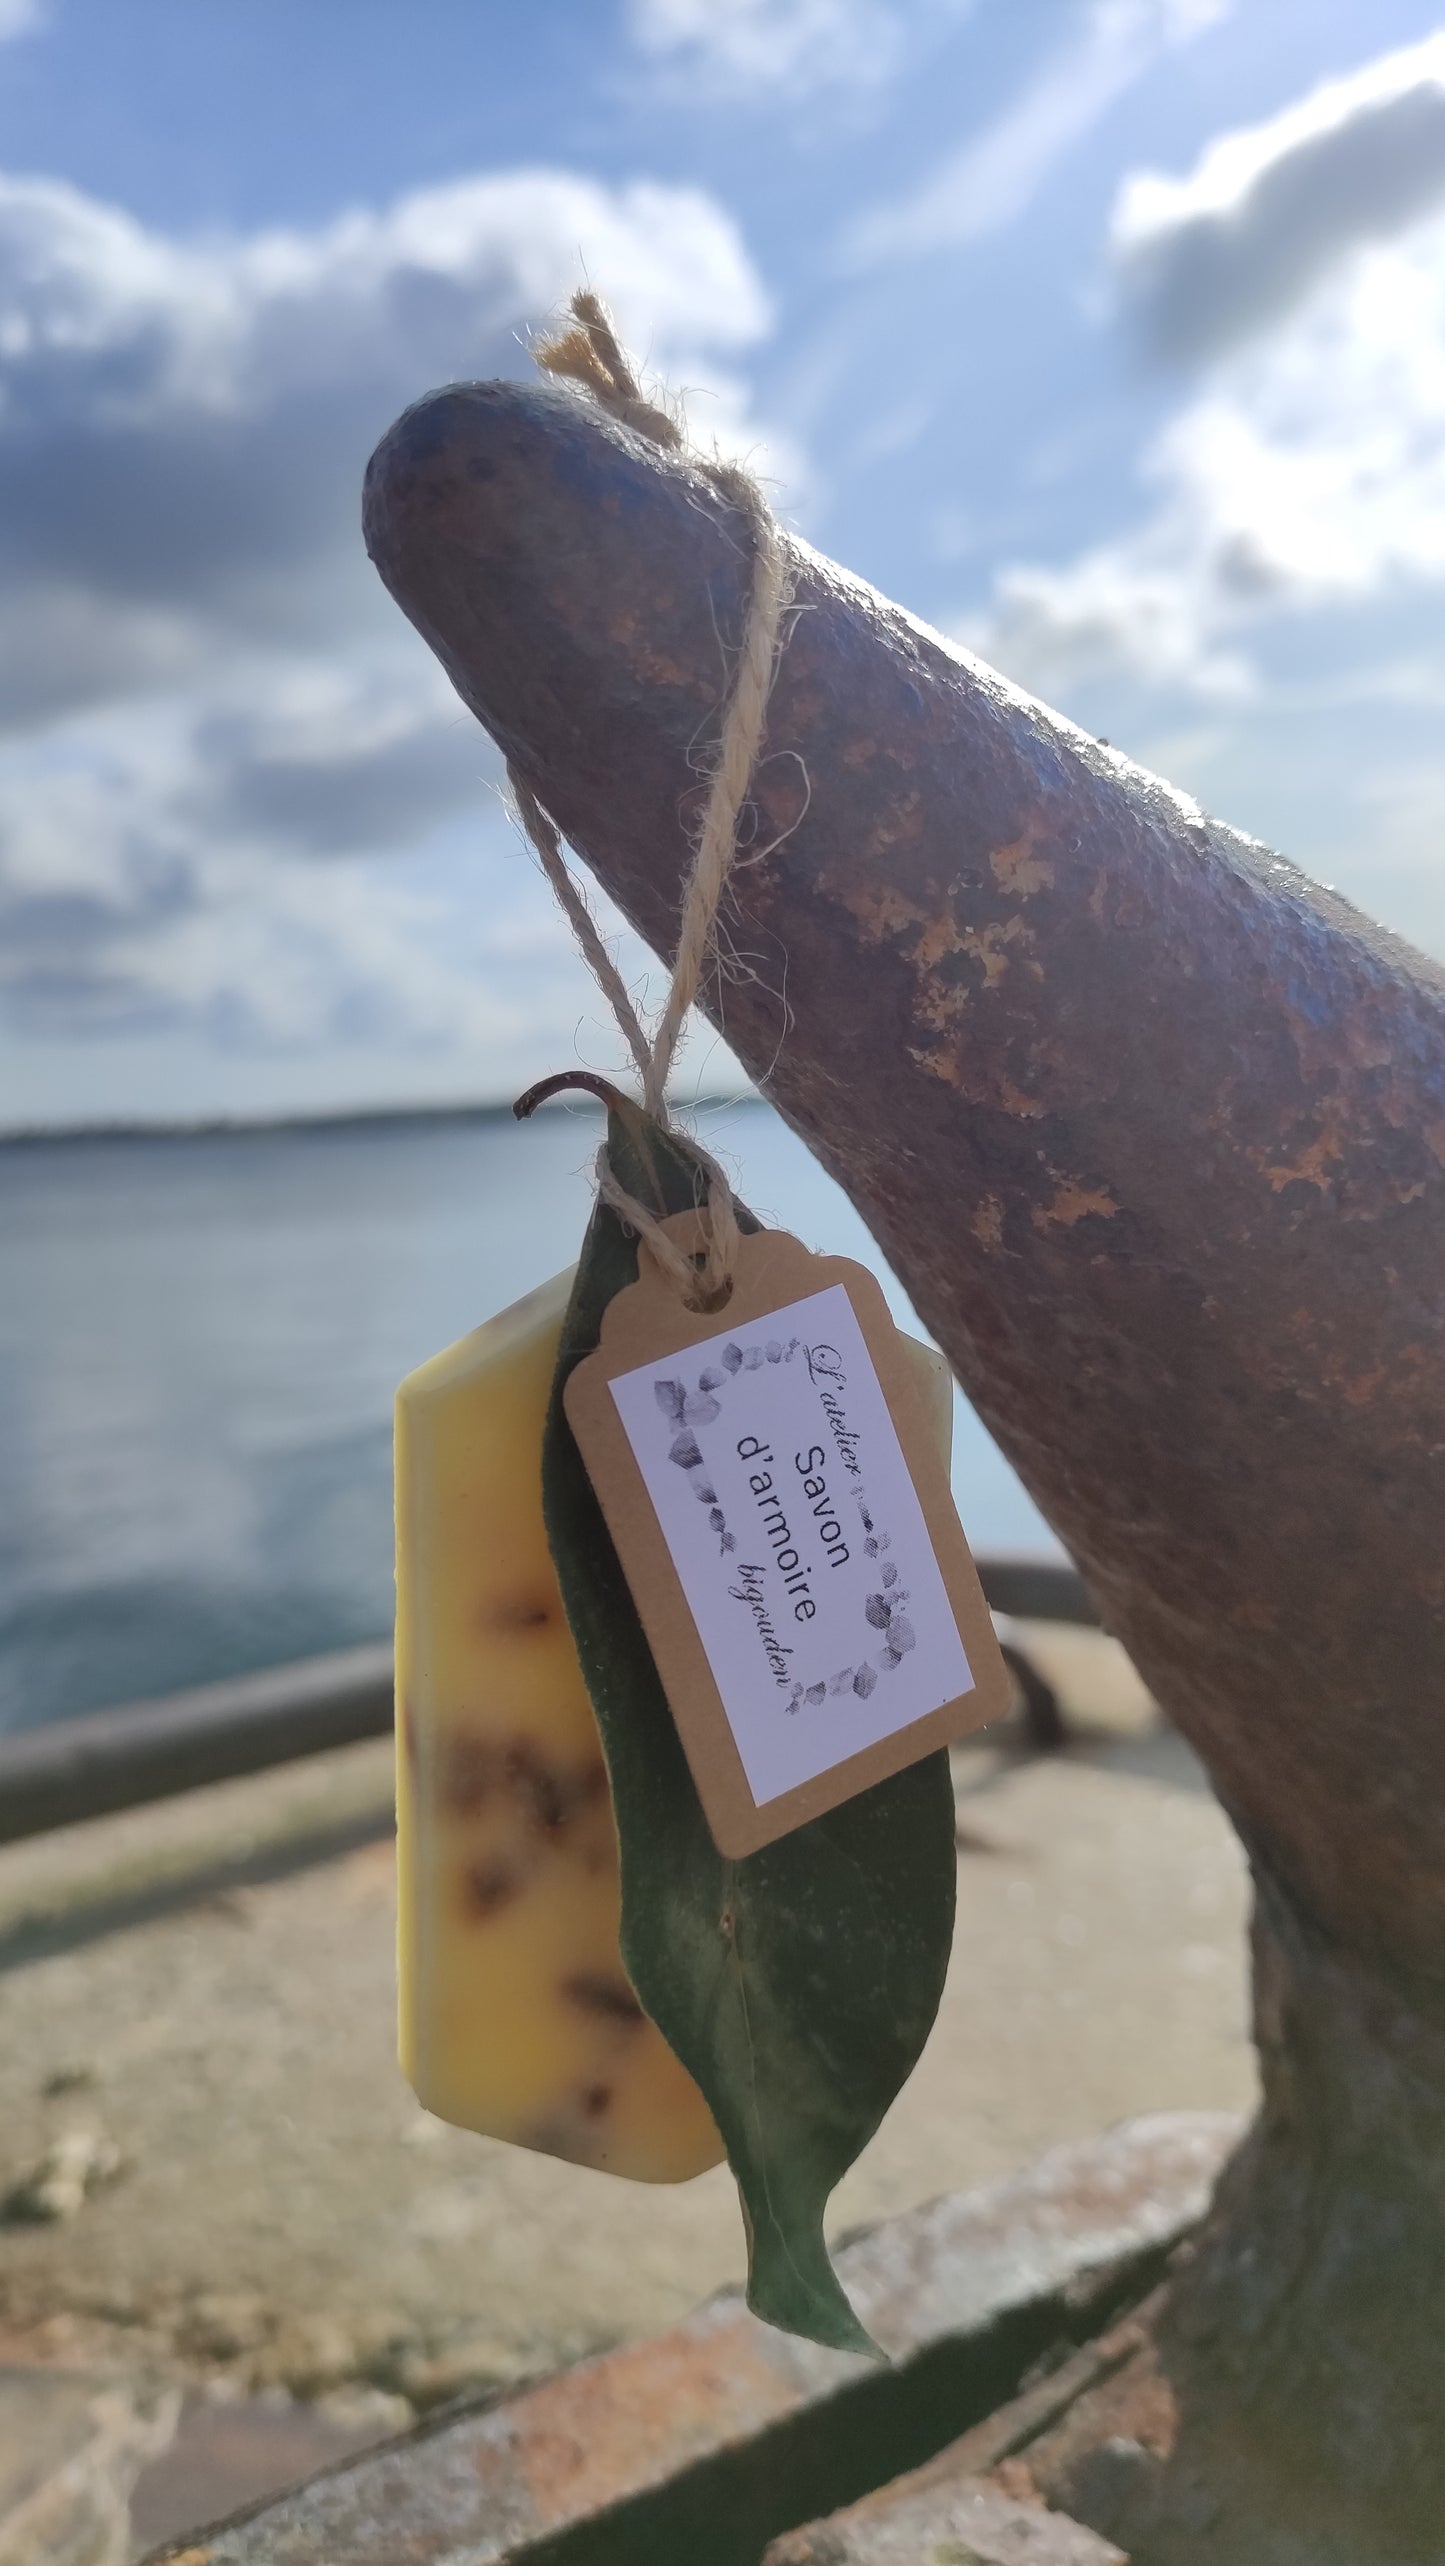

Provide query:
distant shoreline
left=0, top=1091, right=758, bottom=1148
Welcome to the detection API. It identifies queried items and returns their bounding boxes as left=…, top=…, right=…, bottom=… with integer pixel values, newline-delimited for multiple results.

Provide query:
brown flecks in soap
left=510, top=1746, right=608, bottom=1838
left=582, top=2083, right=612, bottom=2118
left=442, top=1735, right=504, bottom=1816
left=484, top=1593, right=555, bottom=1634
left=441, top=1736, right=608, bottom=1836
left=464, top=1858, right=522, bottom=1920
left=508, top=1743, right=570, bottom=1835
left=523, top=2107, right=607, bottom=2170
left=563, top=1973, right=646, bottom=2026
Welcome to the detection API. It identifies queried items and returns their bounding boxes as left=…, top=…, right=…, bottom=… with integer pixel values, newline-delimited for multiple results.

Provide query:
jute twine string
left=509, top=290, right=790, bottom=1309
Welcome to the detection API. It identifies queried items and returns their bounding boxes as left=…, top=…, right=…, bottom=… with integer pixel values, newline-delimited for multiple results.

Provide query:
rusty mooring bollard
left=364, top=380, right=1445, bottom=2564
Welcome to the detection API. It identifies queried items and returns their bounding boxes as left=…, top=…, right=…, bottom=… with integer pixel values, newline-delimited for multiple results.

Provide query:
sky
left=4, top=0, right=1445, bottom=1127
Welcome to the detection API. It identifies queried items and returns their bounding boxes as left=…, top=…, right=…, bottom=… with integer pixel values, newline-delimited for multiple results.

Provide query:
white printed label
left=608, top=1283, right=975, bottom=1807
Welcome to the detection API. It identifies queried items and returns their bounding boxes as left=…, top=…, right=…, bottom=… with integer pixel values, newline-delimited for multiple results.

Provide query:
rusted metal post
left=364, top=381, right=1445, bottom=2564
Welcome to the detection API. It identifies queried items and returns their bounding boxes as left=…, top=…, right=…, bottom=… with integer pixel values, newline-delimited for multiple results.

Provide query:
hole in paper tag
left=563, top=1222, right=1012, bottom=1855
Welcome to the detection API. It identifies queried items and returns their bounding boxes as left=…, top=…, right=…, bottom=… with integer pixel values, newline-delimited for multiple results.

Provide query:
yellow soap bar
left=395, top=1267, right=956, bottom=2184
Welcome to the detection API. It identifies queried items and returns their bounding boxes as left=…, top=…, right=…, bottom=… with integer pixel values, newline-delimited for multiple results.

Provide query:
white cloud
left=0, top=164, right=778, bottom=1085
left=0, top=665, right=667, bottom=1104
left=1114, top=31, right=1445, bottom=360
left=0, top=672, right=463, bottom=1038
left=0, top=166, right=771, bottom=726
left=626, top=0, right=907, bottom=97
left=970, top=202, right=1445, bottom=702
left=846, top=0, right=1231, bottom=268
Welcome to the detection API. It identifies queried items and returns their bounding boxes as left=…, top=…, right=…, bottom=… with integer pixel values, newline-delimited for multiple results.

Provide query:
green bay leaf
left=541, top=1102, right=957, bottom=2355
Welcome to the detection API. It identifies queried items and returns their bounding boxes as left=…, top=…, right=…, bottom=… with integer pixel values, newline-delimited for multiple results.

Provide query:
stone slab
left=128, top=2393, right=409, bottom=2559
left=0, top=2363, right=178, bottom=2566
left=0, top=1727, right=1251, bottom=2406
left=140, top=2111, right=1236, bottom=2566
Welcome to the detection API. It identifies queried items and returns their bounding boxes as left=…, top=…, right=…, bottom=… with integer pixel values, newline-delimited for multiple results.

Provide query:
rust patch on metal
left=991, top=832, right=1055, bottom=898
left=1033, top=1180, right=1120, bottom=1230
left=513, top=2315, right=793, bottom=2526
left=962, top=913, right=1039, bottom=990
left=849, top=882, right=1038, bottom=998
left=1255, top=1100, right=1353, bottom=1195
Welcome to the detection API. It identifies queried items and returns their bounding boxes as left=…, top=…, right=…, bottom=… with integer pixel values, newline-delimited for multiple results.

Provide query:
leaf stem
left=513, top=1070, right=632, bottom=1120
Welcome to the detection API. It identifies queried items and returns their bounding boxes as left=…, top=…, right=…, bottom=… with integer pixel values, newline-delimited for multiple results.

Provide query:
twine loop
left=509, top=291, right=790, bottom=1312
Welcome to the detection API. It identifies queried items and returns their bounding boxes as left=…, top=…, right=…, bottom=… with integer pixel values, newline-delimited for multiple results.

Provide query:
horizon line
left=0, top=1086, right=762, bottom=1148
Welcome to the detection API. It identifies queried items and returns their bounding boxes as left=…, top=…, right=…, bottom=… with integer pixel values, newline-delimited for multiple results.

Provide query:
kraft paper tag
left=564, top=1219, right=1012, bottom=1856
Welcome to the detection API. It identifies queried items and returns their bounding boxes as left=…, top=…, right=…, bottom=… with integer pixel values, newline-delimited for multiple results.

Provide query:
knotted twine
left=509, top=291, right=790, bottom=1311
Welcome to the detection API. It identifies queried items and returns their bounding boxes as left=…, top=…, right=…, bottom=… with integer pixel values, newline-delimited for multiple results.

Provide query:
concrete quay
left=0, top=1625, right=1253, bottom=2556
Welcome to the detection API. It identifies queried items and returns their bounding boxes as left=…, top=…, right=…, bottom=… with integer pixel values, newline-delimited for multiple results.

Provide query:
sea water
left=0, top=1100, right=1056, bottom=1736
